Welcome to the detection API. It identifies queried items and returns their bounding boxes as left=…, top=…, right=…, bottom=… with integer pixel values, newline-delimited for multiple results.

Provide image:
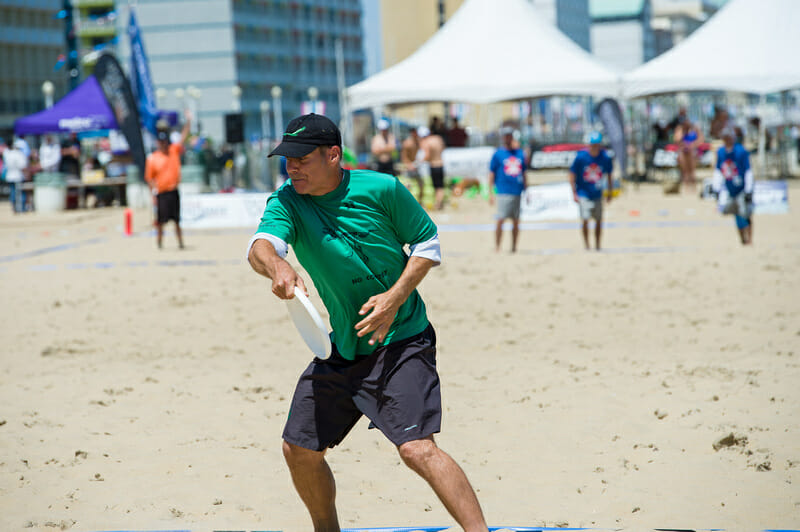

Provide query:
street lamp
left=174, top=87, right=185, bottom=112
left=156, top=87, right=167, bottom=106
left=307, top=86, right=319, bottom=114
left=231, top=85, right=242, bottom=112
left=187, top=86, right=202, bottom=134
left=271, top=85, right=283, bottom=139
left=42, top=80, right=55, bottom=108
left=259, top=100, right=271, bottom=143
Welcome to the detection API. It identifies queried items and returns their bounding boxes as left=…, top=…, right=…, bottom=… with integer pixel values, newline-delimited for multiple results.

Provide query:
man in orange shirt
left=145, top=116, right=191, bottom=249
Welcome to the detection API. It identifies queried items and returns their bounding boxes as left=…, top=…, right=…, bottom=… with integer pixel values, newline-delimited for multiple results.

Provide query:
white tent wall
left=621, top=0, right=800, bottom=179
left=346, top=0, right=621, bottom=110
left=623, top=0, right=800, bottom=97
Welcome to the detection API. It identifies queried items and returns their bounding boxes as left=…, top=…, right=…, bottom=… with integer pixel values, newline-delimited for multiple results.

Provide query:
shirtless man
left=418, top=126, right=446, bottom=210
left=371, top=119, right=397, bottom=176
left=400, top=128, right=424, bottom=203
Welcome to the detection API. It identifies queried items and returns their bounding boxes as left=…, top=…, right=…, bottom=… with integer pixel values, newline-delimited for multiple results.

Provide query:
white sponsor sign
left=705, top=179, right=789, bottom=215
left=653, top=148, right=714, bottom=168
left=520, top=182, right=579, bottom=221
left=441, top=146, right=495, bottom=182
left=181, top=193, right=268, bottom=229
left=530, top=148, right=616, bottom=169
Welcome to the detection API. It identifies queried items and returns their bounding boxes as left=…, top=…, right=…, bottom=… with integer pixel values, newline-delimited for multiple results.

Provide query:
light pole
left=156, top=87, right=167, bottom=107
left=42, top=80, right=55, bottom=108
left=307, top=86, right=319, bottom=114
left=231, top=85, right=242, bottom=112
left=259, top=100, right=271, bottom=143
left=188, top=85, right=202, bottom=134
left=174, top=87, right=185, bottom=113
left=271, top=85, right=283, bottom=139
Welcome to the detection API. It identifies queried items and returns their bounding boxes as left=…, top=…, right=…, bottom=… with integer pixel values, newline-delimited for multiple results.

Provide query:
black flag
left=595, top=98, right=626, bottom=180
left=94, top=53, right=146, bottom=178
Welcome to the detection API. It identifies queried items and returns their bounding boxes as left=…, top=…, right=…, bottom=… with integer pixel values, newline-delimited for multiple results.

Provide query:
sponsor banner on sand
left=180, top=193, right=267, bottom=229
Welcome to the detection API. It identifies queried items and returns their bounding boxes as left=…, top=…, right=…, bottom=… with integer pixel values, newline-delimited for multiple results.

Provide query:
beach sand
left=1, top=180, right=798, bottom=532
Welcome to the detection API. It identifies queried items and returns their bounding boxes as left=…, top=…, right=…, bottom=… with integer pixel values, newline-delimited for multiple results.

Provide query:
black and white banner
left=94, top=53, right=146, bottom=177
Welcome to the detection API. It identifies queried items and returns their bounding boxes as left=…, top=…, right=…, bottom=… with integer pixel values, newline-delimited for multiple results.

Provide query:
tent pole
left=758, top=94, right=767, bottom=178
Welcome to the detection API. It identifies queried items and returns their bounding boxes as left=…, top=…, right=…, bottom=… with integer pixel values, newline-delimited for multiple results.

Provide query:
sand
left=1, top=180, right=798, bottom=532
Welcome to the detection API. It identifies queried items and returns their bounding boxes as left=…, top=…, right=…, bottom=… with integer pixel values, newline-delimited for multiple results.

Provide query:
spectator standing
left=39, top=136, right=62, bottom=172
left=59, top=134, right=81, bottom=178
left=488, top=127, right=527, bottom=253
left=145, top=114, right=191, bottom=249
left=429, top=116, right=447, bottom=139
left=3, top=139, right=29, bottom=213
left=418, top=126, right=447, bottom=210
left=400, top=127, right=425, bottom=203
left=370, top=119, right=397, bottom=176
left=446, top=117, right=468, bottom=147
left=674, top=119, right=704, bottom=194
left=569, top=132, right=614, bottom=250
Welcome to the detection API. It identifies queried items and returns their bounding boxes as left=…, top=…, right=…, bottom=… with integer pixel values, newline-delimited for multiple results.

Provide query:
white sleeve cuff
left=410, top=233, right=441, bottom=265
left=712, top=168, right=724, bottom=192
left=744, top=169, right=754, bottom=194
left=246, top=232, right=288, bottom=261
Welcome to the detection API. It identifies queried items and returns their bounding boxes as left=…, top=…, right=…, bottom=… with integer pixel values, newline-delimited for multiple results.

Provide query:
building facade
left=650, top=0, right=724, bottom=56
left=532, top=0, right=591, bottom=51
left=73, top=0, right=118, bottom=78
left=0, top=0, right=69, bottom=137
left=116, top=0, right=366, bottom=145
left=590, top=0, right=656, bottom=72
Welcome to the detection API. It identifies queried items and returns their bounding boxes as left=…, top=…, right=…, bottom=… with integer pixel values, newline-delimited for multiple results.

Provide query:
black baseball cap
left=268, top=113, right=342, bottom=158
left=156, top=129, right=170, bottom=142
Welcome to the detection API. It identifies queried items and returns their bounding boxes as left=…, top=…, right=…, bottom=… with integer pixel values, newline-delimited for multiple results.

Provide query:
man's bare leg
left=594, top=218, right=602, bottom=250
left=511, top=219, right=520, bottom=253
left=283, top=440, right=340, bottom=532
left=175, top=222, right=185, bottom=249
left=495, top=220, right=503, bottom=252
left=398, top=436, right=488, bottom=532
left=156, top=223, right=164, bottom=249
left=435, top=188, right=445, bottom=210
left=581, top=221, right=590, bottom=250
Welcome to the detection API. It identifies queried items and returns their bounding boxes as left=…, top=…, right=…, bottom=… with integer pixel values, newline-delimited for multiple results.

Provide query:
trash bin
left=125, top=165, right=151, bottom=209
left=179, top=164, right=204, bottom=195
left=33, top=172, right=66, bottom=213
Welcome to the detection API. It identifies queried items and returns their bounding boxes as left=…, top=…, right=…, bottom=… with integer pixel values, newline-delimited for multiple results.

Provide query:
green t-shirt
left=256, top=169, right=438, bottom=359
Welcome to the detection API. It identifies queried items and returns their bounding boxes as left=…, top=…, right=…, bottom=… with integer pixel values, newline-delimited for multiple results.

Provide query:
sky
left=361, top=0, right=383, bottom=77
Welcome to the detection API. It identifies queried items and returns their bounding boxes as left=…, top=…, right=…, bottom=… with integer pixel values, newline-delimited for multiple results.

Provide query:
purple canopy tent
left=14, top=75, right=119, bottom=135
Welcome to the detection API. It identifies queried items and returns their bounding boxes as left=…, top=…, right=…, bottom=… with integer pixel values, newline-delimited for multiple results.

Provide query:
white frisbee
left=286, top=286, right=331, bottom=358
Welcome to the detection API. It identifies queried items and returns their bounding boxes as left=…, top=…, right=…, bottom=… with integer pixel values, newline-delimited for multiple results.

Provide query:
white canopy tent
left=623, top=0, right=800, bottom=97
left=346, top=0, right=621, bottom=109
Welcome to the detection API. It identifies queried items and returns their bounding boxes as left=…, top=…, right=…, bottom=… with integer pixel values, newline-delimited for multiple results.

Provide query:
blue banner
left=594, top=98, right=627, bottom=180
left=127, top=8, right=158, bottom=134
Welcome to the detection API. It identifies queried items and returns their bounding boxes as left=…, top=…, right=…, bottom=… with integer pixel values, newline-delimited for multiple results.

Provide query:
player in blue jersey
left=489, top=127, right=527, bottom=252
left=712, top=125, right=754, bottom=245
left=569, top=132, right=614, bottom=250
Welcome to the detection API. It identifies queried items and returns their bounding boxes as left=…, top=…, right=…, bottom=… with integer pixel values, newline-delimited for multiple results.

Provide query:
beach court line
left=6, top=245, right=711, bottom=273
left=0, top=218, right=733, bottom=267
left=0, top=236, right=107, bottom=264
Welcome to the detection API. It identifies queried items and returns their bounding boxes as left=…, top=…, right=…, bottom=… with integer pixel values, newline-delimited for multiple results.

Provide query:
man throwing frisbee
left=247, top=114, right=488, bottom=532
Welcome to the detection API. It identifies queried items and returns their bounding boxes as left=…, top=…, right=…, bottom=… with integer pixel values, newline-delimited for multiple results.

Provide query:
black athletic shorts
left=430, top=166, right=445, bottom=189
left=283, top=324, right=441, bottom=451
left=376, top=160, right=395, bottom=176
left=156, top=189, right=180, bottom=224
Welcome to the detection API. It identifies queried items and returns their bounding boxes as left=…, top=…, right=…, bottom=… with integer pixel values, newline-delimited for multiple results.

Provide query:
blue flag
left=127, top=8, right=158, bottom=134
